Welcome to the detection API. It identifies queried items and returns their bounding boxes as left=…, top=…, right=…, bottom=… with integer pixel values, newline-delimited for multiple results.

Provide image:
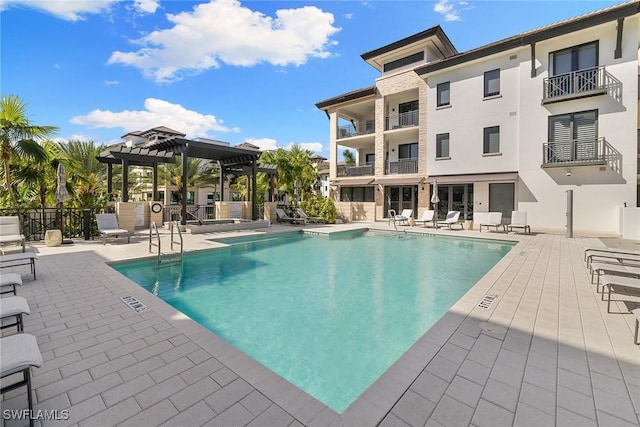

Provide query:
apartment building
left=316, top=1, right=640, bottom=235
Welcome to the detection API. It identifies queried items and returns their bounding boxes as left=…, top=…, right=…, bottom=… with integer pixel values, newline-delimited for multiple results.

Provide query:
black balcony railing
left=337, top=120, right=375, bottom=139
left=337, top=162, right=375, bottom=177
left=385, top=110, right=418, bottom=130
left=542, top=66, right=609, bottom=102
left=542, top=137, right=607, bottom=165
left=386, top=158, right=418, bottom=174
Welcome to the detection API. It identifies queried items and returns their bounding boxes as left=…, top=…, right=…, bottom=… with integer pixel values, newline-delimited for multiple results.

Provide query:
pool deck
left=1, top=223, right=639, bottom=426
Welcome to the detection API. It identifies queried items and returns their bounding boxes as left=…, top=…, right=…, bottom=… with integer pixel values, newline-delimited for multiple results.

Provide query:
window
left=484, top=69, right=500, bottom=97
left=207, top=192, right=220, bottom=205
left=548, top=110, right=598, bottom=161
left=384, top=51, right=424, bottom=72
left=483, top=126, right=500, bottom=154
left=436, top=133, right=450, bottom=158
left=365, top=153, right=375, bottom=164
left=398, top=100, right=419, bottom=126
left=437, top=82, right=450, bottom=107
left=158, top=191, right=165, bottom=202
left=398, top=143, right=418, bottom=159
left=340, top=187, right=374, bottom=202
left=551, top=41, right=597, bottom=76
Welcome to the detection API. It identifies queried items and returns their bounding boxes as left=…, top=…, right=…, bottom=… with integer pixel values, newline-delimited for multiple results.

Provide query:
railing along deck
left=542, top=137, right=607, bottom=166
left=542, top=66, right=609, bottom=103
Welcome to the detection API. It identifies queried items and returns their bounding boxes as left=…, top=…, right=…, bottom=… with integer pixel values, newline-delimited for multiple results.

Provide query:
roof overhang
left=315, top=86, right=376, bottom=110
left=426, top=172, right=518, bottom=184
left=97, top=145, right=176, bottom=166
left=333, top=178, right=374, bottom=186
left=372, top=176, right=425, bottom=186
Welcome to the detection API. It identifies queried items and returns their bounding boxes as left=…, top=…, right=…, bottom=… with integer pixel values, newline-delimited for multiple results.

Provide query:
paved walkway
left=1, top=224, right=639, bottom=426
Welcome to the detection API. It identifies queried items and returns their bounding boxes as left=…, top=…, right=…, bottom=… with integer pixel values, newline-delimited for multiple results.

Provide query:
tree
left=158, top=158, right=219, bottom=203
left=58, top=140, right=109, bottom=209
left=259, top=145, right=317, bottom=204
left=343, top=149, right=356, bottom=166
left=0, top=95, right=58, bottom=213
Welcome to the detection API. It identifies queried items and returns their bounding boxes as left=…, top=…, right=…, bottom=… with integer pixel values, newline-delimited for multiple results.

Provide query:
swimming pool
left=113, top=230, right=514, bottom=413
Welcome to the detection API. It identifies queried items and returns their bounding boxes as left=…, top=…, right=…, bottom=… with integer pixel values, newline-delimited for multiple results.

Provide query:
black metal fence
left=162, top=205, right=216, bottom=223
left=0, top=208, right=102, bottom=241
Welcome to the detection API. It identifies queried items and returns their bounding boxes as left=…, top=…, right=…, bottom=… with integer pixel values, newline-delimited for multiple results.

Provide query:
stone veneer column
left=115, top=202, right=135, bottom=234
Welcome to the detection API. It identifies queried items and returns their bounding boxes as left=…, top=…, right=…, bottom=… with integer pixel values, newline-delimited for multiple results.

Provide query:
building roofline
left=360, top=25, right=458, bottom=61
left=315, top=86, right=376, bottom=110
left=416, top=0, right=640, bottom=75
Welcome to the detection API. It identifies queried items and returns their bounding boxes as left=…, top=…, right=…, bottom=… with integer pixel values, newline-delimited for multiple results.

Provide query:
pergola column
left=152, top=163, right=158, bottom=201
left=181, top=152, right=188, bottom=225
left=121, top=159, right=129, bottom=202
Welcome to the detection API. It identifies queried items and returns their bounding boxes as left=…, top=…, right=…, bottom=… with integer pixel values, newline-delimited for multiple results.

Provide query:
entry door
left=489, top=183, right=515, bottom=223
left=386, top=186, right=417, bottom=217
left=435, top=184, right=474, bottom=220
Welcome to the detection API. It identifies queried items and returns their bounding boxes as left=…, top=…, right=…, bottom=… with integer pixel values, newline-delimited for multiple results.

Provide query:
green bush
left=300, top=195, right=337, bottom=223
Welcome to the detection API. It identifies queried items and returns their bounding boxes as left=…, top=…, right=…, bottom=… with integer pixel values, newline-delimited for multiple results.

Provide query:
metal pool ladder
left=149, top=221, right=184, bottom=265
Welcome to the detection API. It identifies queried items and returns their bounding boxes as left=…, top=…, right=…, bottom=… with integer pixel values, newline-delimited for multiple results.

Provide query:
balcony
left=386, top=158, right=418, bottom=175
left=385, top=110, right=418, bottom=130
left=542, top=66, right=613, bottom=104
left=337, top=162, right=375, bottom=177
left=337, top=120, right=375, bottom=139
left=542, top=137, right=608, bottom=167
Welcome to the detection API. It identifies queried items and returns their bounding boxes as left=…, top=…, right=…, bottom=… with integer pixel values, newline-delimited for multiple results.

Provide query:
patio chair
left=0, top=216, right=25, bottom=252
left=96, top=213, right=130, bottom=245
left=0, top=252, right=38, bottom=280
left=390, top=209, right=413, bottom=226
left=0, top=272, right=23, bottom=296
left=584, top=247, right=640, bottom=262
left=437, top=211, right=463, bottom=230
left=589, top=262, right=640, bottom=292
left=296, top=208, right=323, bottom=224
left=479, top=212, right=504, bottom=233
left=417, top=210, right=436, bottom=228
left=586, top=250, right=640, bottom=269
left=0, top=296, right=30, bottom=333
left=0, top=333, right=43, bottom=427
left=632, top=307, right=640, bottom=345
left=275, top=208, right=304, bottom=225
left=506, top=211, right=530, bottom=234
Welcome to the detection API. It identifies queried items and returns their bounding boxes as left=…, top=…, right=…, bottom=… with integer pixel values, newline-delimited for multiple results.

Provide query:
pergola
left=98, top=138, right=276, bottom=224
left=97, top=145, right=176, bottom=202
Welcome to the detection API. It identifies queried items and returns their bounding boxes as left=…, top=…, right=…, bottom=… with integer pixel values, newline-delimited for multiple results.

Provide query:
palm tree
left=158, top=158, right=219, bottom=203
left=259, top=145, right=317, bottom=204
left=0, top=95, right=58, bottom=213
left=58, top=140, right=109, bottom=209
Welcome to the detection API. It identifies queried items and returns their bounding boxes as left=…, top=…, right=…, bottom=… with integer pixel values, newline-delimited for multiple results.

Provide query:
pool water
left=113, top=230, right=513, bottom=412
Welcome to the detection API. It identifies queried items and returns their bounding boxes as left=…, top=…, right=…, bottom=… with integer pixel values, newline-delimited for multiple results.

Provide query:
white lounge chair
left=601, top=274, right=640, bottom=313
left=479, top=212, right=503, bottom=232
left=590, top=262, right=640, bottom=292
left=390, top=209, right=413, bottom=226
left=418, top=210, right=436, bottom=228
left=296, top=208, right=323, bottom=224
left=586, top=250, right=640, bottom=269
left=96, top=213, right=130, bottom=245
left=584, top=247, right=640, bottom=262
left=275, top=208, right=304, bottom=225
left=506, top=211, right=530, bottom=234
left=0, top=252, right=38, bottom=280
left=0, top=216, right=25, bottom=252
left=0, top=333, right=43, bottom=427
left=0, top=296, right=30, bottom=333
left=0, top=272, right=23, bottom=296
left=437, top=211, right=463, bottom=229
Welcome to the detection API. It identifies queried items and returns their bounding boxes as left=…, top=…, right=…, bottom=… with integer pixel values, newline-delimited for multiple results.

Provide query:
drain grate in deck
left=478, top=294, right=497, bottom=309
left=120, top=295, right=149, bottom=313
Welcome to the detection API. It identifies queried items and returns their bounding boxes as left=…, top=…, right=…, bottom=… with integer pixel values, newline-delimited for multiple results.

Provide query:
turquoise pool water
left=113, top=230, right=514, bottom=412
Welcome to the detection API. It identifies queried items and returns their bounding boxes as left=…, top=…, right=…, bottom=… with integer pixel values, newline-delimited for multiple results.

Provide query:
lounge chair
left=296, top=208, right=323, bottom=224
left=0, top=272, right=23, bottom=296
left=506, top=211, right=530, bottom=234
left=601, top=274, right=640, bottom=313
left=0, top=296, right=30, bottom=333
left=479, top=212, right=504, bottom=232
left=586, top=250, right=640, bottom=269
left=418, top=210, right=436, bottom=228
left=390, top=209, right=413, bottom=226
left=437, top=211, right=463, bottom=229
left=632, top=308, right=640, bottom=345
left=0, top=333, right=43, bottom=427
left=0, top=216, right=25, bottom=253
left=96, top=213, right=130, bottom=245
left=275, top=208, right=304, bottom=225
left=0, top=252, right=38, bottom=280
left=590, top=262, right=640, bottom=292
left=584, top=247, right=640, bottom=262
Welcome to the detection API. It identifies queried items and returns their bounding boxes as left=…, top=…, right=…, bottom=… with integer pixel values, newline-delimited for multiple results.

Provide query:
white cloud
left=70, top=98, right=240, bottom=138
left=108, top=0, right=340, bottom=83
left=133, top=0, right=159, bottom=14
left=345, top=13, right=353, bottom=19
left=0, top=0, right=117, bottom=21
left=434, top=0, right=467, bottom=22
left=244, top=137, right=278, bottom=151
left=104, top=80, right=120, bottom=85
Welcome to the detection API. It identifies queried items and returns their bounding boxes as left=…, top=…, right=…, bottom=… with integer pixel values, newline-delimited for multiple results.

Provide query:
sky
left=1, top=0, right=622, bottom=158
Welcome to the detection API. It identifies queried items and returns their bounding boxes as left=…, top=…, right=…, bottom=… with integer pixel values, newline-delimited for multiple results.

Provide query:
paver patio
left=1, top=224, right=639, bottom=426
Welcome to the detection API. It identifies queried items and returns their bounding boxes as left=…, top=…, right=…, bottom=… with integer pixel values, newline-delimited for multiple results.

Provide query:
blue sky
left=1, top=0, right=620, bottom=157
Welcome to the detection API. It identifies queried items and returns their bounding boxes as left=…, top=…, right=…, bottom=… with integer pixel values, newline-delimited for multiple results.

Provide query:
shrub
left=300, top=194, right=337, bottom=223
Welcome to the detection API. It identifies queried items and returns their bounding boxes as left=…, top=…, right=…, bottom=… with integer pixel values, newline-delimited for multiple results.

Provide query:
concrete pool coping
left=2, top=222, right=639, bottom=426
